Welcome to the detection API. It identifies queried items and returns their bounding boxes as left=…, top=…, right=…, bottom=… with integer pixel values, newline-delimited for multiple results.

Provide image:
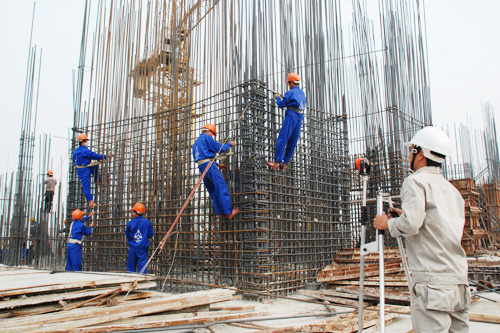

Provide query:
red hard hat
left=72, top=209, right=84, bottom=220
left=286, top=73, right=300, bottom=83
left=202, top=123, right=216, bottom=136
left=77, top=134, right=88, bottom=142
left=132, top=202, right=146, bottom=214
left=47, top=170, right=54, bottom=176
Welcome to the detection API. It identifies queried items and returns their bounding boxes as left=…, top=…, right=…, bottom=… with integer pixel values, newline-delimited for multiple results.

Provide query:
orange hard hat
left=202, top=123, right=216, bottom=136
left=286, top=72, right=300, bottom=83
left=72, top=209, right=84, bottom=220
left=47, top=170, right=54, bottom=176
left=132, top=202, right=146, bottom=214
left=77, top=134, right=88, bottom=142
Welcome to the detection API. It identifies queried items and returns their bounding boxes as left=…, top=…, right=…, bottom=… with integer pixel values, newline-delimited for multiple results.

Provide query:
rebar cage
left=67, top=80, right=350, bottom=295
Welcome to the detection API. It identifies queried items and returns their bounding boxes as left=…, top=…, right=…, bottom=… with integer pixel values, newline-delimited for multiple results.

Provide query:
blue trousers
left=274, top=110, right=303, bottom=164
left=199, top=162, right=233, bottom=216
left=76, top=165, right=100, bottom=202
left=127, top=247, right=149, bottom=274
left=66, top=243, right=82, bottom=271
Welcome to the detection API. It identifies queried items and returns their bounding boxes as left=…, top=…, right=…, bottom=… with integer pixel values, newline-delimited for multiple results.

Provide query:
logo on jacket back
left=133, top=230, right=143, bottom=243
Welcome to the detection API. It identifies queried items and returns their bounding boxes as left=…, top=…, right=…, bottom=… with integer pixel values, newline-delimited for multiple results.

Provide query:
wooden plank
left=301, top=311, right=399, bottom=333
left=2, top=289, right=236, bottom=332
left=469, top=312, right=500, bottom=324
left=69, top=311, right=269, bottom=332
left=318, top=262, right=402, bottom=283
left=328, top=280, right=408, bottom=287
left=210, top=305, right=255, bottom=311
left=0, top=282, right=157, bottom=310
left=365, top=304, right=411, bottom=314
left=335, top=286, right=410, bottom=304
left=0, top=275, right=156, bottom=297
left=298, top=290, right=369, bottom=308
left=319, top=289, right=365, bottom=300
left=0, top=303, right=62, bottom=318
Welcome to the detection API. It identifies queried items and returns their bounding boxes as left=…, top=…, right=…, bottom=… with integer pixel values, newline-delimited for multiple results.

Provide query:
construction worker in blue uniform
left=192, top=124, right=239, bottom=219
left=72, top=134, right=114, bottom=208
left=126, top=202, right=154, bottom=274
left=266, top=72, right=307, bottom=170
left=66, top=209, right=94, bottom=271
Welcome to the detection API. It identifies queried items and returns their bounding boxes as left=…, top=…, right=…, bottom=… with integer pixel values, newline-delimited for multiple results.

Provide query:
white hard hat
left=404, top=126, right=451, bottom=163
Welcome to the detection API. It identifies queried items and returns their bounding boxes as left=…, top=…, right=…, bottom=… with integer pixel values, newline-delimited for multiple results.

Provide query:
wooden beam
left=469, top=312, right=500, bottom=324
left=0, top=282, right=156, bottom=310
left=3, top=289, right=236, bottom=332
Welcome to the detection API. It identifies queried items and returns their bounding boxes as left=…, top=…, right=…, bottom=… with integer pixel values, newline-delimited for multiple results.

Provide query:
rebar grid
left=67, top=80, right=350, bottom=294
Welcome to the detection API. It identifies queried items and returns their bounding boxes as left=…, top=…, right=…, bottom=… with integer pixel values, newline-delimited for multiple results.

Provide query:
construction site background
left=0, top=0, right=499, bottom=296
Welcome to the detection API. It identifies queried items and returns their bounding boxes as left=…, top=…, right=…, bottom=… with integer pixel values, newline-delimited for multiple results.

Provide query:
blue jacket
left=276, top=86, right=307, bottom=111
left=69, top=217, right=93, bottom=241
left=126, top=216, right=154, bottom=250
left=192, top=133, right=231, bottom=162
left=72, top=145, right=106, bottom=166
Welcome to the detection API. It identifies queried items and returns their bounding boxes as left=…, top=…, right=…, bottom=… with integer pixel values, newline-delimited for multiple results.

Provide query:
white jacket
left=388, top=166, right=468, bottom=284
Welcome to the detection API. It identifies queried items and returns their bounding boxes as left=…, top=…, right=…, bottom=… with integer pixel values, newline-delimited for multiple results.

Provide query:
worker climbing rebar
left=66, top=209, right=95, bottom=271
left=373, top=126, right=470, bottom=332
left=72, top=134, right=114, bottom=209
left=126, top=202, right=154, bottom=274
left=43, top=170, right=57, bottom=212
left=266, top=72, right=307, bottom=171
left=192, top=123, right=239, bottom=219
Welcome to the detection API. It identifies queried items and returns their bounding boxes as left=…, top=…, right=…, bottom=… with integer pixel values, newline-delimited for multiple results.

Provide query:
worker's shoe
left=280, top=163, right=287, bottom=170
left=265, top=161, right=279, bottom=170
left=227, top=208, right=240, bottom=219
left=217, top=214, right=223, bottom=218
left=88, top=201, right=97, bottom=209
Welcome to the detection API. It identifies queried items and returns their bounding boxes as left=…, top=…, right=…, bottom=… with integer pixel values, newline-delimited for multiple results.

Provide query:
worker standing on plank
left=192, top=124, right=239, bottom=219
left=43, top=170, right=57, bottom=212
left=126, top=202, right=154, bottom=274
left=72, top=134, right=114, bottom=209
left=266, top=72, right=306, bottom=170
left=66, top=209, right=94, bottom=271
left=373, top=126, right=470, bottom=332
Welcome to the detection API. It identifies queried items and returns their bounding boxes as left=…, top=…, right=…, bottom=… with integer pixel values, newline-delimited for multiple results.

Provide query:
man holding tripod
left=373, top=126, right=470, bottom=332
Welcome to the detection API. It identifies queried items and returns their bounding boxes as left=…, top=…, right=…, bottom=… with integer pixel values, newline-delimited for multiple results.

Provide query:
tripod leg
left=397, top=237, right=412, bottom=288
left=358, top=225, right=366, bottom=332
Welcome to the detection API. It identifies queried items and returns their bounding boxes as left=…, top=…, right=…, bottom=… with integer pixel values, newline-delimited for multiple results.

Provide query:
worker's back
left=401, top=166, right=467, bottom=284
left=126, top=216, right=154, bottom=250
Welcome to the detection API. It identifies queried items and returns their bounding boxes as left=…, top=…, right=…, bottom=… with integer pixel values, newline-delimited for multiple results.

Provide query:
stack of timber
left=313, top=247, right=409, bottom=306
left=450, top=178, right=490, bottom=254
left=297, top=248, right=409, bottom=332
left=0, top=266, right=263, bottom=332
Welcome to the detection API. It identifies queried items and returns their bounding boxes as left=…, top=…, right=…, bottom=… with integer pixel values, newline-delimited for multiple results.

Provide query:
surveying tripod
left=355, top=158, right=411, bottom=333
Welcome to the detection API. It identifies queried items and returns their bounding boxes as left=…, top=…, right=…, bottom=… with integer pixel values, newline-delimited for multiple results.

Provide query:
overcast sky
left=0, top=0, right=498, bottom=179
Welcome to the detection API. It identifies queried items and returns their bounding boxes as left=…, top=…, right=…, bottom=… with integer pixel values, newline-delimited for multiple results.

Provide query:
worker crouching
left=266, top=72, right=307, bottom=171
left=66, top=209, right=94, bottom=271
left=72, top=134, right=114, bottom=209
left=192, top=124, right=239, bottom=219
left=126, top=202, right=154, bottom=274
left=373, top=126, right=470, bottom=332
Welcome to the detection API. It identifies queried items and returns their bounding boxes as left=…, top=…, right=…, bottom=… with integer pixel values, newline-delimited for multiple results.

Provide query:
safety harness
left=75, top=161, right=101, bottom=169
left=287, top=106, right=303, bottom=113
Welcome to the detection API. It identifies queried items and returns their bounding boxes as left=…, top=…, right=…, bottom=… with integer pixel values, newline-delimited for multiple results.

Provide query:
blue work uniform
left=126, top=216, right=154, bottom=274
left=274, top=86, right=307, bottom=164
left=72, top=145, right=107, bottom=202
left=192, top=132, right=233, bottom=216
left=66, top=216, right=93, bottom=271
